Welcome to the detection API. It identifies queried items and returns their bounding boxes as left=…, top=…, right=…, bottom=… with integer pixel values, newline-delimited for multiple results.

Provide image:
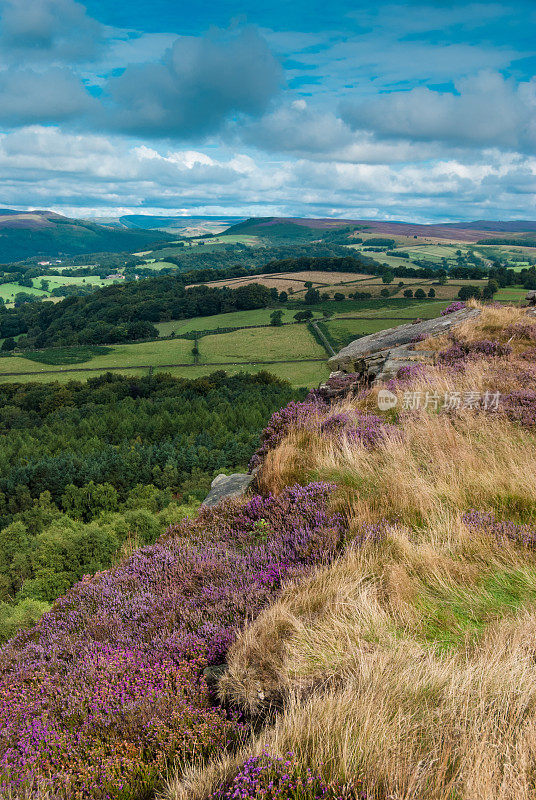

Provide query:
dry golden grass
left=257, top=404, right=536, bottom=528
left=187, top=270, right=371, bottom=292
left=167, top=525, right=536, bottom=800
left=162, top=303, right=536, bottom=800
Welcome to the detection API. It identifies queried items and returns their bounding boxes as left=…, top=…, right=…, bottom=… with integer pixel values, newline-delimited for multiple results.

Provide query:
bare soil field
left=187, top=270, right=371, bottom=291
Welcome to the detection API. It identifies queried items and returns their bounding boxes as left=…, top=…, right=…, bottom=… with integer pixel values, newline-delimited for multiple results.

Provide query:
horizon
left=4, top=209, right=536, bottom=226
left=0, top=0, right=533, bottom=221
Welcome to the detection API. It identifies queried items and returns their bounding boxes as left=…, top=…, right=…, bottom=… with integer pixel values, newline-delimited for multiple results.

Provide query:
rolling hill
left=0, top=209, right=173, bottom=262
left=224, top=216, right=536, bottom=243
left=119, top=214, right=244, bottom=236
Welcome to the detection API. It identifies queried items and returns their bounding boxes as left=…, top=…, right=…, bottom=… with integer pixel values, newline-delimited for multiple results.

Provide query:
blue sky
left=0, top=0, right=534, bottom=221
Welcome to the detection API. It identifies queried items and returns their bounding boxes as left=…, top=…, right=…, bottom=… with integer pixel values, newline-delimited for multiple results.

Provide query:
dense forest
left=0, top=369, right=302, bottom=641
left=0, top=279, right=277, bottom=347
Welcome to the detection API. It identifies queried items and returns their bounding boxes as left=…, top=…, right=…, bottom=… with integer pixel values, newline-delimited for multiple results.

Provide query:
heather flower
left=211, top=752, right=366, bottom=800
left=394, top=363, right=428, bottom=383
left=249, top=401, right=398, bottom=471
left=0, top=483, right=343, bottom=799
left=505, top=322, right=536, bottom=342
left=441, top=301, right=466, bottom=316
left=438, top=339, right=512, bottom=368
left=463, top=510, right=536, bottom=547
left=500, top=390, right=536, bottom=427
left=307, top=373, right=363, bottom=402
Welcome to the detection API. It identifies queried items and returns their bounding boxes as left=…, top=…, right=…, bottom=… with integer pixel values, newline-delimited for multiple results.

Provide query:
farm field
left=198, top=324, right=325, bottom=363
left=0, top=338, right=195, bottom=376
left=33, top=275, right=108, bottom=290
left=187, top=270, right=372, bottom=292
left=323, top=316, right=420, bottom=350
left=203, top=234, right=260, bottom=245
left=495, top=287, right=528, bottom=302
left=399, top=244, right=462, bottom=259
left=0, top=359, right=330, bottom=388
left=191, top=275, right=317, bottom=292
left=139, top=260, right=176, bottom=270
left=339, top=299, right=451, bottom=319
left=156, top=307, right=323, bottom=336
left=0, top=288, right=514, bottom=389
left=0, top=282, right=47, bottom=301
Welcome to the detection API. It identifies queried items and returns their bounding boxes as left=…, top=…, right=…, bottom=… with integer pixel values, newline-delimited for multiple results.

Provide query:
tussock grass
left=258, top=406, right=536, bottom=527
left=163, top=304, right=536, bottom=800
left=167, top=525, right=536, bottom=800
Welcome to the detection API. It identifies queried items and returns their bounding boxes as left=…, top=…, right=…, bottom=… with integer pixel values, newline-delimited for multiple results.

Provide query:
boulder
left=202, top=472, right=254, bottom=507
left=374, top=347, right=437, bottom=382
left=328, top=307, right=481, bottom=373
left=526, top=290, right=536, bottom=305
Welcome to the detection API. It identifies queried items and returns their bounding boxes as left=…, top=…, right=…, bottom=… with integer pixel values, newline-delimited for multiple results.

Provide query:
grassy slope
left=0, top=282, right=47, bottom=301
left=155, top=308, right=322, bottom=336
left=165, top=304, right=536, bottom=800
left=0, top=360, right=330, bottom=388
left=198, top=325, right=325, bottom=363
left=0, top=294, right=452, bottom=386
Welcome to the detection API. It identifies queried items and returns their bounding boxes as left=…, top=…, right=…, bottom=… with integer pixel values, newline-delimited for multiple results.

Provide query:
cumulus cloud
left=238, top=100, right=449, bottom=164
left=341, top=72, right=536, bottom=153
left=0, top=126, right=534, bottom=224
left=104, top=27, right=283, bottom=137
left=0, top=0, right=103, bottom=62
left=239, top=100, right=353, bottom=153
left=0, top=67, right=96, bottom=126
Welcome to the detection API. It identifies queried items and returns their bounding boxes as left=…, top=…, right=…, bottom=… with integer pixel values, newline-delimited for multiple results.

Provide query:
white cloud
left=341, top=71, right=536, bottom=152
left=0, top=126, right=534, bottom=223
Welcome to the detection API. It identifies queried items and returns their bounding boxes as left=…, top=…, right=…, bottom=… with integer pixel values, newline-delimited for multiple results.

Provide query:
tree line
left=0, top=369, right=302, bottom=640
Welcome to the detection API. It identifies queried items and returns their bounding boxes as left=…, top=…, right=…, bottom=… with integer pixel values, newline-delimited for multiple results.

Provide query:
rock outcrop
left=327, top=306, right=480, bottom=380
left=202, top=472, right=255, bottom=507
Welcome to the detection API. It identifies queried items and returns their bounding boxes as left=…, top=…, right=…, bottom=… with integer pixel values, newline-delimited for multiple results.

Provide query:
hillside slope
left=170, top=302, right=536, bottom=800
left=2, top=302, right=536, bottom=800
left=225, top=216, right=536, bottom=243
left=0, top=209, right=172, bottom=261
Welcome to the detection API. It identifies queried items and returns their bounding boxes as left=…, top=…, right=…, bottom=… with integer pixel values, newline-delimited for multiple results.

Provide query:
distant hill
left=119, top=214, right=244, bottom=237
left=224, top=217, right=536, bottom=243
left=0, top=210, right=173, bottom=262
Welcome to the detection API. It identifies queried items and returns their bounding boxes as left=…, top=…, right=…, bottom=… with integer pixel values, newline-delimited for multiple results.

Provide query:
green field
left=401, top=244, right=461, bottom=259
left=0, top=338, right=195, bottom=376
left=198, top=324, right=325, bottom=363
left=140, top=260, right=177, bottom=270
left=0, top=282, right=47, bottom=300
left=495, top=287, right=528, bottom=303
left=156, top=308, right=322, bottom=337
left=33, top=275, right=107, bottom=290
left=324, top=317, right=418, bottom=350
left=184, top=234, right=259, bottom=246
left=340, top=299, right=450, bottom=319
left=0, top=360, right=330, bottom=388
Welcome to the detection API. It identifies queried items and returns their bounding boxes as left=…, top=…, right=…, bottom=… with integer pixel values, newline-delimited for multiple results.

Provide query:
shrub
left=249, top=401, right=398, bottom=471
left=0, top=483, right=342, bottom=799
left=441, top=301, right=465, bottom=316
left=211, top=753, right=361, bottom=800
left=438, top=339, right=512, bottom=367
